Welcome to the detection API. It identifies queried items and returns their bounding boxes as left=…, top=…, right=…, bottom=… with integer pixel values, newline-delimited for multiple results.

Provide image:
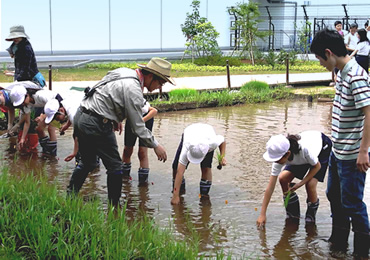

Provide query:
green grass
left=291, top=86, right=335, bottom=98
left=151, top=83, right=293, bottom=108
left=0, top=167, right=201, bottom=259
left=0, top=60, right=326, bottom=83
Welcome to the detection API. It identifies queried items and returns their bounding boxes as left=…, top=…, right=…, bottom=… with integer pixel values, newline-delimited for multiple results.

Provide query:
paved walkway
left=0, top=72, right=332, bottom=98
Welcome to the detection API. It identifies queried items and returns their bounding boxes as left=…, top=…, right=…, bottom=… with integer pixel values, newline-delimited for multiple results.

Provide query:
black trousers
left=67, top=107, right=123, bottom=206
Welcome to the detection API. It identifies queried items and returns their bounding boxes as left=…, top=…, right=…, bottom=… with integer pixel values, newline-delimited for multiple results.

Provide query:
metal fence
left=229, top=3, right=370, bottom=51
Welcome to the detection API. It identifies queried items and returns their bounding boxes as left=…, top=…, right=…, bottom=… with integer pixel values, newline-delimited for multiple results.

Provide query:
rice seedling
left=216, top=151, right=225, bottom=170
left=0, top=169, right=201, bottom=259
left=284, top=190, right=292, bottom=208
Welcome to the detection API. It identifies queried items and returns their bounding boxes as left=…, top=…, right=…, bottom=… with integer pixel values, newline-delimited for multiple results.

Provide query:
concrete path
left=0, top=72, right=332, bottom=98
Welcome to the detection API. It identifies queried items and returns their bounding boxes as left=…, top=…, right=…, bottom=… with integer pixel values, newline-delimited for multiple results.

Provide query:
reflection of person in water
left=258, top=219, right=319, bottom=258
left=171, top=197, right=227, bottom=250
left=121, top=179, right=154, bottom=220
left=271, top=219, right=318, bottom=259
left=272, top=219, right=300, bottom=259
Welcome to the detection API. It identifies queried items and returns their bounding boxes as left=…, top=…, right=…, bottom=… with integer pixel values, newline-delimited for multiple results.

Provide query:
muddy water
left=1, top=100, right=369, bottom=259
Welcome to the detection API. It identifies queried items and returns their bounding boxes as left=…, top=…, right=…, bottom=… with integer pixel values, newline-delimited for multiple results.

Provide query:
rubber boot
left=39, top=136, right=49, bottom=150
left=200, top=179, right=212, bottom=196
left=328, top=226, right=350, bottom=252
left=305, top=199, right=319, bottom=223
left=67, top=163, right=91, bottom=196
left=122, top=162, right=131, bottom=178
left=172, top=178, right=186, bottom=195
left=284, top=192, right=300, bottom=219
left=138, top=168, right=149, bottom=184
left=107, top=170, right=123, bottom=208
left=354, top=231, right=369, bottom=258
left=43, top=140, right=57, bottom=156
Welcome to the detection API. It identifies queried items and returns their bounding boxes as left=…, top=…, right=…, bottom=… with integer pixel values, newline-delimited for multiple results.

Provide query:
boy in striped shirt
left=311, top=28, right=369, bottom=258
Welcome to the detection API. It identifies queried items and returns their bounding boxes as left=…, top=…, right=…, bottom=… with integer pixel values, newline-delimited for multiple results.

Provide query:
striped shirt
left=332, top=58, right=370, bottom=160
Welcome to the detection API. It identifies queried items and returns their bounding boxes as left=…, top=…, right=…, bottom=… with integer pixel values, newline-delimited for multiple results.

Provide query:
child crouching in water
left=257, top=131, right=332, bottom=227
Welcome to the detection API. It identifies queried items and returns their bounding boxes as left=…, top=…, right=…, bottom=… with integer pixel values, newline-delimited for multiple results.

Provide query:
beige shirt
left=81, top=67, right=158, bottom=148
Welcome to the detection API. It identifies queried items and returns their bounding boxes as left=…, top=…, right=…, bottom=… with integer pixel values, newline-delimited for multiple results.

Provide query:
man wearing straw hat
left=67, top=57, right=175, bottom=208
left=4, top=25, right=45, bottom=87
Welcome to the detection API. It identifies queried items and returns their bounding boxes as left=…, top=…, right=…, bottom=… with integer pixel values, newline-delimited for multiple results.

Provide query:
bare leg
left=278, top=170, right=295, bottom=193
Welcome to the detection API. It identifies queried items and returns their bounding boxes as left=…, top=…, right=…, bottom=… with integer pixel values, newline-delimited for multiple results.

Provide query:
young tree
left=181, top=0, right=221, bottom=62
left=192, top=20, right=221, bottom=58
left=297, top=21, right=312, bottom=61
left=229, top=2, right=268, bottom=65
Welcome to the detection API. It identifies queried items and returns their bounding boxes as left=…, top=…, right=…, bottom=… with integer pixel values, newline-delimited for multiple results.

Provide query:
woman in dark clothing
left=4, top=25, right=45, bottom=87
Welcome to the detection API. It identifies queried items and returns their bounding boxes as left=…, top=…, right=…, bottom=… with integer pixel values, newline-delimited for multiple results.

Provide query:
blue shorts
left=284, top=133, right=332, bottom=182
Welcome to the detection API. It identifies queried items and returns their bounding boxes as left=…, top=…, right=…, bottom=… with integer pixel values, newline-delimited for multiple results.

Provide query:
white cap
left=263, top=134, right=290, bottom=162
left=187, top=142, right=209, bottom=164
left=10, top=85, right=27, bottom=107
left=44, top=99, right=60, bottom=124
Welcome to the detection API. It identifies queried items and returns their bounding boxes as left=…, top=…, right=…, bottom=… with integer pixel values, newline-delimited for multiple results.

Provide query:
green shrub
left=263, top=50, right=278, bottom=67
left=168, top=88, right=198, bottom=102
left=194, top=56, right=242, bottom=66
left=240, top=81, right=270, bottom=92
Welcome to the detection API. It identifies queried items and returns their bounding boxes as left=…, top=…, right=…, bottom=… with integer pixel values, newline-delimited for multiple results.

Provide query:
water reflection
left=171, top=196, right=227, bottom=254
left=0, top=100, right=367, bottom=258
left=122, top=179, right=155, bottom=221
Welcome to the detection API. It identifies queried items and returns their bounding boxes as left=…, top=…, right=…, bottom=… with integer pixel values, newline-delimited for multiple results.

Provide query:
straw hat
left=6, top=25, right=29, bottom=41
left=137, top=58, right=175, bottom=85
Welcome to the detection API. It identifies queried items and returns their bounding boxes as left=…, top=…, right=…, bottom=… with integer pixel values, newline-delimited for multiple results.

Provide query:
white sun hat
left=44, top=99, right=60, bottom=124
left=10, top=85, right=27, bottom=107
left=187, top=142, right=210, bottom=164
left=6, top=25, right=29, bottom=41
left=263, top=134, right=290, bottom=162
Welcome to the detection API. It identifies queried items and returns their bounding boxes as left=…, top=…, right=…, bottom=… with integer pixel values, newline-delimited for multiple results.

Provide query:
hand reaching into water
left=256, top=214, right=266, bottom=229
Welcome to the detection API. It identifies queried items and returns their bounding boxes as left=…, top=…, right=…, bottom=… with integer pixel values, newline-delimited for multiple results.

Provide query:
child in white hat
left=9, top=85, right=62, bottom=155
left=171, top=123, right=226, bottom=205
left=257, top=130, right=332, bottom=227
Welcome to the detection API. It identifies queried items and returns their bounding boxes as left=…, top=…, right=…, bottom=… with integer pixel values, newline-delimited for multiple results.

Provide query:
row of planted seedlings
left=149, top=81, right=294, bottom=109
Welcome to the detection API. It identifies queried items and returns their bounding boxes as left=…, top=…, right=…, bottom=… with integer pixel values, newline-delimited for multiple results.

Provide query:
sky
left=1, top=0, right=368, bottom=54
left=1, top=0, right=239, bottom=53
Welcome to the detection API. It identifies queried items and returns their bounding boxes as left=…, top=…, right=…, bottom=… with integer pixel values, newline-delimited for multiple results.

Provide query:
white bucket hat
left=263, top=134, right=290, bottom=162
left=6, top=25, right=29, bottom=41
left=10, top=85, right=27, bottom=107
left=137, top=57, right=175, bottom=85
left=187, top=142, right=209, bottom=164
left=44, top=99, right=60, bottom=124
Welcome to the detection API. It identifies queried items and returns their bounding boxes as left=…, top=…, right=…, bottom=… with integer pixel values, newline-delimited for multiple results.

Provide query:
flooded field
left=1, top=100, right=369, bottom=259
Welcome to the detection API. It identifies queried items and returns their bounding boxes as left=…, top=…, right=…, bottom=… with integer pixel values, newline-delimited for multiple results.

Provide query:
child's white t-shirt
left=355, top=41, right=370, bottom=56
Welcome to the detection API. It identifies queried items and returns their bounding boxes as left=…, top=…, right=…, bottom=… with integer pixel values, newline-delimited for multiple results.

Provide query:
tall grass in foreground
left=0, top=168, right=200, bottom=259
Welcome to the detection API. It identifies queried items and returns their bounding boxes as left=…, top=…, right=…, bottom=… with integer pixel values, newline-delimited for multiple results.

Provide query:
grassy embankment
left=0, top=167, right=234, bottom=259
left=0, top=59, right=327, bottom=83
left=0, top=60, right=334, bottom=116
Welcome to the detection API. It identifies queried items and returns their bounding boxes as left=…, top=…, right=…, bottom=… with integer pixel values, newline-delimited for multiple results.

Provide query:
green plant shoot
left=284, top=190, right=292, bottom=208
left=216, top=151, right=225, bottom=170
